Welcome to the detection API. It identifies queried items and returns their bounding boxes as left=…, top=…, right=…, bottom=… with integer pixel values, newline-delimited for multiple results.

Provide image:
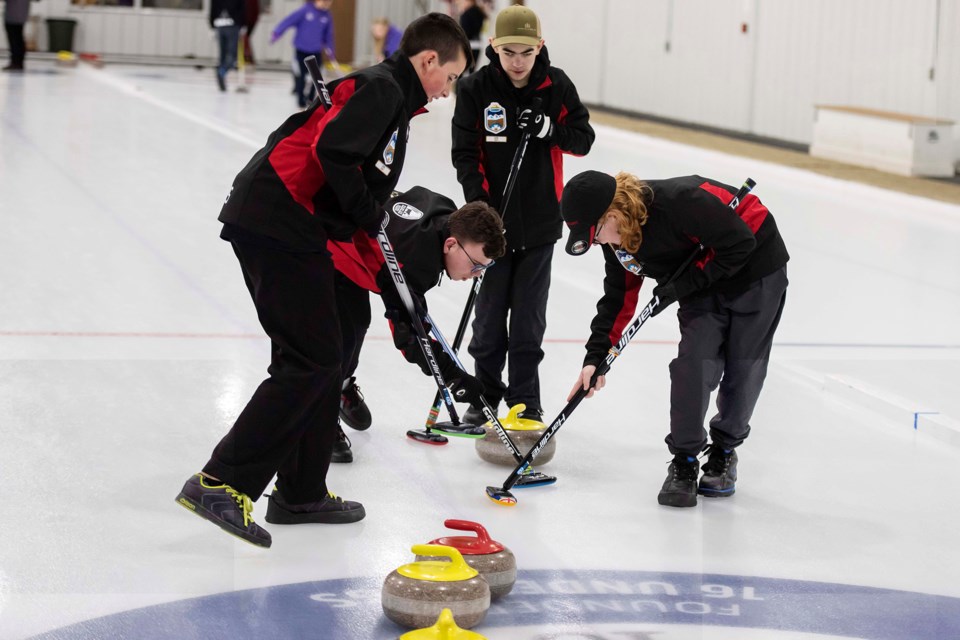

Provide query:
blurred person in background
left=209, top=0, right=245, bottom=91
left=371, top=17, right=403, bottom=63
left=456, top=0, right=486, bottom=74
left=242, top=0, right=260, bottom=65
left=271, top=0, right=336, bottom=108
left=4, top=0, right=29, bottom=72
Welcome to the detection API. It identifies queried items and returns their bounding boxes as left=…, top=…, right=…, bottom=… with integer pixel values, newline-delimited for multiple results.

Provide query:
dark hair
left=449, top=201, right=506, bottom=260
left=399, top=12, right=472, bottom=67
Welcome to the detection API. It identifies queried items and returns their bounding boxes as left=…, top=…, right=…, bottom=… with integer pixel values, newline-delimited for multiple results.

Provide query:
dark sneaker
left=215, top=69, right=226, bottom=91
left=462, top=405, right=488, bottom=425
left=517, top=407, right=544, bottom=423
left=698, top=445, right=738, bottom=497
left=340, top=376, right=372, bottom=431
left=658, top=455, right=700, bottom=508
left=175, top=474, right=271, bottom=548
left=331, top=427, right=353, bottom=463
left=265, top=488, right=365, bottom=524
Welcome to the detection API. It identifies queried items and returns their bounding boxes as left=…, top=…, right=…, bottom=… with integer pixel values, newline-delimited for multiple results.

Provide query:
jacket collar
left=386, top=52, right=429, bottom=116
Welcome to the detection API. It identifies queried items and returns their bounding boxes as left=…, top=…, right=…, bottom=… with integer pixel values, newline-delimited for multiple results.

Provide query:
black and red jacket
left=583, top=176, right=789, bottom=367
left=452, top=45, right=594, bottom=251
left=219, top=53, right=428, bottom=250
left=328, top=186, right=454, bottom=323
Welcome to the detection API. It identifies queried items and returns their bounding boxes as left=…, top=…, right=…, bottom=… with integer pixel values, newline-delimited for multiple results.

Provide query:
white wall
left=15, top=0, right=960, bottom=164
left=527, top=0, right=960, bottom=164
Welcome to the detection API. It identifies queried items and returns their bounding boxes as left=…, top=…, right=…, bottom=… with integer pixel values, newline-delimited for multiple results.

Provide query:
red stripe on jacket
left=608, top=271, right=642, bottom=347
left=549, top=104, right=569, bottom=201
left=267, top=79, right=357, bottom=215
left=328, top=230, right=384, bottom=293
left=698, top=182, right=769, bottom=233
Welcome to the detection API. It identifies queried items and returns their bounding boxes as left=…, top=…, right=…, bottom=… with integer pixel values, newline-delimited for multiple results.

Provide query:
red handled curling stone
left=382, top=544, right=490, bottom=630
left=417, top=520, right=515, bottom=600
left=474, top=404, right=556, bottom=467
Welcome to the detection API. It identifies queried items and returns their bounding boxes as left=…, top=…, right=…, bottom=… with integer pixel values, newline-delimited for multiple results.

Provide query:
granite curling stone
left=382, top=544, right=491, bottom=630
left=398, top=607, right=488, bottom=640
left=474, top=403, right=556, bottom=466
left=417, top=519, right=516, bottom=600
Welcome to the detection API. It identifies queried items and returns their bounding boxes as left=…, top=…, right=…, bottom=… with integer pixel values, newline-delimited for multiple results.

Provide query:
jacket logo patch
left=392, top=202, right=424, bottom=220
left=484, top=102, right=507, bottom=134
left=615, top=249, right=644, bottom=275
left=383, top=129, right=398, bottom=165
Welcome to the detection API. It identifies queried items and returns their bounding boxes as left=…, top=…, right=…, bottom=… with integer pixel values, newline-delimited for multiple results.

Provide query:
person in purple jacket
left=271, top=0, right=336, bottom=108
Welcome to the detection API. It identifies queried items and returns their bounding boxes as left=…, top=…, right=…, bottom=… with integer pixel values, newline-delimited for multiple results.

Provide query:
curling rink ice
left=2, top=63, right=959, bottom=639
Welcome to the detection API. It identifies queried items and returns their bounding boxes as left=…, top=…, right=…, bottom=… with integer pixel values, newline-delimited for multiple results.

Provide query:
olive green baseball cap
left=492, top=6, right=542, bottom=48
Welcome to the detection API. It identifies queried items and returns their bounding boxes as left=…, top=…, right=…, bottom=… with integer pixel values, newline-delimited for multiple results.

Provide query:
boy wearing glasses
left=329, top=187, right=504, bottom=396
left=452, top=5, right=595, bottom=425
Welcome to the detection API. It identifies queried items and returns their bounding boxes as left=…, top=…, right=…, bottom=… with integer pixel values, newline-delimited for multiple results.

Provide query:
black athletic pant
left=335, top=272, right=370, bottom=382
left=666, top=266, right=788, bottom=456
left=203, top=240, right=343, bottom=505
left=4, top=23, right=25, bottom=67
left=468, top=242, right=553, bottom=412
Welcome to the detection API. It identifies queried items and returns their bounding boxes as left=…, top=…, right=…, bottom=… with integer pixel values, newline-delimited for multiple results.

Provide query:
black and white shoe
left=340, top=376, right=372, bottom=431
left=698, top=444, right=738, bottom=497
left=657, top=454, right=700, bottom=508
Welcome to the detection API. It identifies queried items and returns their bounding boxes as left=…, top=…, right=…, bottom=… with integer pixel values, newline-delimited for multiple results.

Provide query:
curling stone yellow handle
left=399, top=544, right=478, bottom=581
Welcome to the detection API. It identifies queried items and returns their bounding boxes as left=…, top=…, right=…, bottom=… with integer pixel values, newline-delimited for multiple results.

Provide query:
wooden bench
left=810, top=105, right=956, bottom=177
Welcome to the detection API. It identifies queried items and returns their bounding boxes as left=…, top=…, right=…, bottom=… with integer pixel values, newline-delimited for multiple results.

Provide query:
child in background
left=371, top=17, right=403, bottom=63
left=271, top=0, right=336, bottom=108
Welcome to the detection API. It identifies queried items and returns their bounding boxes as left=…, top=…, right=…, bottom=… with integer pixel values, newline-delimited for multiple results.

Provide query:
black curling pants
left=666, top=266, right=788, bottom=456
left=203, top=240, right=343, bottom=505
left=468, top=243, right=553, bottom=412
left=335, top=271, right=371, bottom=382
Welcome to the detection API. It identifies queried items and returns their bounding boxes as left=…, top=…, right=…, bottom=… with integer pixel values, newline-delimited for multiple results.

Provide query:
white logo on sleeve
left=392, top=202, right=424, bottom=220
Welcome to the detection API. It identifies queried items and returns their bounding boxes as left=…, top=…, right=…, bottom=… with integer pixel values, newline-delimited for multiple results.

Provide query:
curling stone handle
left=443, top=519, right=492, bottom=543
left=505, top=403, right=526, bottom=423
left=410, top=544, right=469, bottom=569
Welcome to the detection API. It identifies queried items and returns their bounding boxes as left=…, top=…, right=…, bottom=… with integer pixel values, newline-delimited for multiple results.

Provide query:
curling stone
left=399, top=607, right=488, bottom=640
left=382, top=544, right=490, bottom=630
left=418, top=519, right=516, bottom=600
left=474, top=403, right=556, bottom=466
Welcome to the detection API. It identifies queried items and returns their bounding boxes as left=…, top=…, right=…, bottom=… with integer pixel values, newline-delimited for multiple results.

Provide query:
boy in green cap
left=452, top=4, right=594, bottom=425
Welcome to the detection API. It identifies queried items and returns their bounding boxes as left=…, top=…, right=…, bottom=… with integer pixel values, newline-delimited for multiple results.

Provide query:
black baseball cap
left=560, top=170, right=616, bottom=256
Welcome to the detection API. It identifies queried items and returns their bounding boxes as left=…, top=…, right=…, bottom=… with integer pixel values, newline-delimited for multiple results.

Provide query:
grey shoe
left=175, top=474, right=271, bottom=548
left=657, top=455, right=699, bottom=508
left=698, top=445, right=738, bottom=497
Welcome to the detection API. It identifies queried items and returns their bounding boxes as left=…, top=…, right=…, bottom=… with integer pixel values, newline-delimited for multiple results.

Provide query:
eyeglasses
left=592, top=219, right=605, bottom=246
left=457, top=240, right=495, bottom=274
